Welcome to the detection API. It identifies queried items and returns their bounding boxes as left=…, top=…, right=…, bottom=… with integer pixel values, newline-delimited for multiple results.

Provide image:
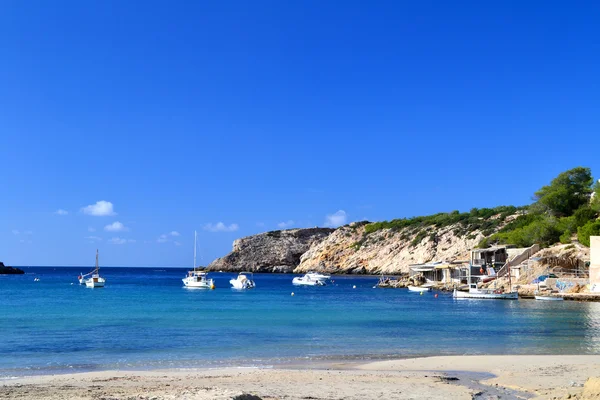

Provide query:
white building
left=591, top=236, right=600, bottom=292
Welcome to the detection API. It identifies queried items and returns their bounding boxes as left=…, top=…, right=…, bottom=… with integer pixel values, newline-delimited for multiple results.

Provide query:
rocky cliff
left=206, top=228, right=335, bottom=273
left=0, top=262, right=24, bottom=274
left=295, top=222, right=486, bottom=274
left=208, top=209, right=520, bottom=274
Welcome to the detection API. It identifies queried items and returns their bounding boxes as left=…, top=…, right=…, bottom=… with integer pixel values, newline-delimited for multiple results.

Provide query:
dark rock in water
left=207, top=228, right=334, bottom=273
left=232, top=394, right=262, bottom=400
left=0, top=262, right=24, bottom=274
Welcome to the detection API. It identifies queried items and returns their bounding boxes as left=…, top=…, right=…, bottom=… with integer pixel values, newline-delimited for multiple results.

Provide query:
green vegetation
left=533, top=167, right=594, bottom=216
left=479, top=167, right=599, bottom=248
left=350, top=166, right=600, bottom=251
left=578, top=220, right=600, bottom=247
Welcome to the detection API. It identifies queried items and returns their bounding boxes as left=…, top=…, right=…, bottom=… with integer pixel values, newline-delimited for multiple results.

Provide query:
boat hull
left=182, top=278, right=214, bottom=289
left=85, top=278, right=105, bottom=288
left=453, top=289, right=518, bottom=299
left=535, top=296, right=564, bottom=301
left=230, top=279, right=255, bottom=289
left=292, top=277, right=325, bottom=286
left=408, top=286, right=431, bottom=292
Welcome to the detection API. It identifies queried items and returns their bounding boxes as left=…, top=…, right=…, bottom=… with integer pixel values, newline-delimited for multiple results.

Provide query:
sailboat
left=182, top=231, right=215, bottom=289
left=84, top=250, right=106, bottom=288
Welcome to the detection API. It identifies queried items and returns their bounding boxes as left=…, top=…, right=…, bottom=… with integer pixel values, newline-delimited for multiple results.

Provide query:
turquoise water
left=1, top=267, right=600, bottom=377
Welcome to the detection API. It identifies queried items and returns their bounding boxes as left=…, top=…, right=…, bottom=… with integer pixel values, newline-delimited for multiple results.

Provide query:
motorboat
left=407, top=285, right=431, bottom=292
left=84, top=250, right=106, bottom=288
left=534, top=289, right=564, bottom=301
left=230, top=272, right=255, bottom=290
left=182, top=231, right=215, bottom=289
left=453, top=286, right=518, bottom=299
left=534, top=295, right=564, bottom=301
left=292, top=274, right=326, bottom=286
left=305, top=271, right=331, bottom=282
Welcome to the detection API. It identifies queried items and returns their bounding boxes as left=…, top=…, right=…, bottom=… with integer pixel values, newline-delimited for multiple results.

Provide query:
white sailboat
left=84, top=250, right=106, bottom=288
left=182, top=231, right=215, bottom=289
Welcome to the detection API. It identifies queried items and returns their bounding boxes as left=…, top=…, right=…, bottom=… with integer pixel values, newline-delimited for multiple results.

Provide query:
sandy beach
left=2, top=355, right=600, bottom=400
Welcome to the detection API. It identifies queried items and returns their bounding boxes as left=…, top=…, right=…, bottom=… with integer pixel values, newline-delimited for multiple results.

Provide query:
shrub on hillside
left=577, top=220, right=600, bottom=247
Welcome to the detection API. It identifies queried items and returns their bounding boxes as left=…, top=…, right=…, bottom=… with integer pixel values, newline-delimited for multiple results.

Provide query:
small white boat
left=453, top=288, right=518, bottom=299
left=306, top=271, right=331, bottom=282
left=292, top=274, right=326, bottom=286
left=84, top=250, right=106, bottom=288
left=408, top=285, right=431, bottom=292
left=182, top=231, right=215, bottom=289
left=534, top=293, right=564, bottom=301
left=230, top=272, right=255, bottom=290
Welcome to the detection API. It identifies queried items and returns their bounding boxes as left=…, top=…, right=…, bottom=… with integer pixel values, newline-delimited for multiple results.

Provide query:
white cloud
left=104, top=221, right=128, bottom=232
left=277, top=220, right=295, bottom=229
left=81, top=200, right=116, bottom=216
left=24, top=230, right=33, bottom=235
left=157, top=234, right=169, bottom=243
left=256, top=222, right=265, bottom=227
left=170, top=231, right=180, bottom=237
left=12, top=230, right=19, bottom=235
left=88, top=227, right=96, bottom=232
left=174, top=241, right=182, bottom=246
left=85, top=236, right=103, bottom=242
left=324, top=210, right=348, bottom=228
left=54, top=209, right=68, bottom=215
left=203, top=222, right=239, bottom=232
left=108, top=237, right=135, bottom=245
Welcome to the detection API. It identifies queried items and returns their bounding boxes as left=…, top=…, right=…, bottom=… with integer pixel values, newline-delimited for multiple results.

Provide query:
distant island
left=0, top=262, right=24, bottom=274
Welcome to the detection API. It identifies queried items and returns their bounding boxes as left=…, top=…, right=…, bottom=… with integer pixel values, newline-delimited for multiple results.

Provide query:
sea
left=1, top=267, right=599, bottom=378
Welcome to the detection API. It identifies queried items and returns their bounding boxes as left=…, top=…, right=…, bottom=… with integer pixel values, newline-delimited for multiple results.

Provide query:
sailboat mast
left=95, top=249, right=99, bottom=273
left=193, top=230, right=197, bottom=269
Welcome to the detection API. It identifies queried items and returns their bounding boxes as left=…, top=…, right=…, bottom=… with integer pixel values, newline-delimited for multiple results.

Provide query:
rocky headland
left=0, top=261, right=24, bottom=274
left=207, top=209, right=520, bottom=274
left=206, top=228, right=334, bottom=273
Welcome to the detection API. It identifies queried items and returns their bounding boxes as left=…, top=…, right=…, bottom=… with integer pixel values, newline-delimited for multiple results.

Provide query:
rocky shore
left=0, top=261, right=24, bottom=274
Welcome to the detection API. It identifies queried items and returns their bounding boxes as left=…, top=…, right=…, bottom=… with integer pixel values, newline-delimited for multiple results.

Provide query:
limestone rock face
left=206, top=228, right=335, bottom=273
left=295, top=223, right=486, bottom=275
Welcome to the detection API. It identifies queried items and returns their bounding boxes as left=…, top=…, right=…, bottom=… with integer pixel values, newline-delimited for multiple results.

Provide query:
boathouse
left=409, top=261, right=467, bottom=285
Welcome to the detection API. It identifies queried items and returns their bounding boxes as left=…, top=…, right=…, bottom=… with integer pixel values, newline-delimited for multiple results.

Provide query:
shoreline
left=3, top=355, right=600, bottom=399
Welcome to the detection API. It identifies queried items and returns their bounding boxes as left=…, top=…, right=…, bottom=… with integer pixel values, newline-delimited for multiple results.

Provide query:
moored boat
left=305, top=271, right=331, bottom=282
left=84, top=250, right=106, bottom=288
left=453, top=288, right=518, bottom=299
left=292, top=274, right=326, bottom=286
left=182, top=231, right=215, bottom=289
left=453, top=262, right=517, bottom=300
left=534, top=293, right=564, bottom=301
left=407, top=285, right=431, bottom=292
left=230, top=272, right=256, bottom=290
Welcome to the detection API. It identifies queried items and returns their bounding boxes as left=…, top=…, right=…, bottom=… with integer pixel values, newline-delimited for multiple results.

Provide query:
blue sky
left=1, top=1, right=599, bottom=267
